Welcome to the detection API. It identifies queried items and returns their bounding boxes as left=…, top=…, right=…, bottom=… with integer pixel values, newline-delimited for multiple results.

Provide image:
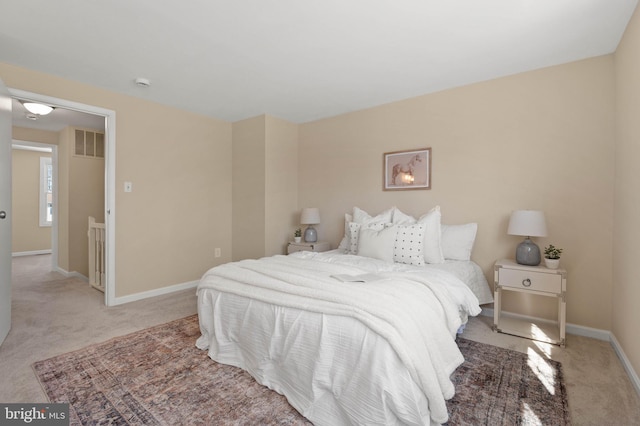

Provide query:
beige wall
left=232, top=115, right=299, bottom=260
left=232, top=116, right=266, bottom=260
left=264, top=115, right=298, bottom=256
left=1, top=62, right=233, bottom=297
left=299, top=56, right=616, bottom=330
left=13, top=126, right=59, bottom=145
left=57, top=127, right=70, bottom=271
left=61, top=128, right=105, bottom=277
left=613, top=4, right=640, bottom=383
left=11, top=148, right=52, bottom=253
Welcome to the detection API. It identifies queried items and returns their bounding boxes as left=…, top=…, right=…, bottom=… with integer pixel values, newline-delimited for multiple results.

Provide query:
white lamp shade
left=300, top=208, right=320, bottom=225
left=23, top=102, right=54, bottom=115
left=507, top=210, right=547, bottom=237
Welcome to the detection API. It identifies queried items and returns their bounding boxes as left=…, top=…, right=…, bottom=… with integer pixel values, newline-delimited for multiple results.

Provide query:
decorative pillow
left=337, top=213, right=353, bottom=252
left=391, top=207, right=417, bottom=225
left=357, top=226, right=398, bottom=262
left=416, top=206, right=444, bottom=264
left=347, top=222, right=386, bottom=254
left=348, top=207, right=394, bottom=253
left=441, top=223, right=478, bottom=261
left=393, top=223, right=425, bottom=266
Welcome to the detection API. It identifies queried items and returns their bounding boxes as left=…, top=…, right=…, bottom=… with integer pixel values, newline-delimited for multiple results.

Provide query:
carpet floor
left=33, top=315, right=569, bottom=425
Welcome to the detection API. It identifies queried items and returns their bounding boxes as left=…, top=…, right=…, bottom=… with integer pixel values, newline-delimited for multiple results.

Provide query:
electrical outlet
left=214, top=248, right=221, bottom=258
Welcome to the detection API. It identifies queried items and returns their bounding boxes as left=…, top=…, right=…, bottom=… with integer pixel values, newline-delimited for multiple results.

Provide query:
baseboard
left=110, top=280, right=199, bottom=306
left=54, top=267, right=88, bottom=282
left=12, top=250, right=52, bottom=257
left=480, top=307, right=610, bottom=341
left=480, top=307, right=640, bottom=397
left=610, top=333, right=640, bottom=397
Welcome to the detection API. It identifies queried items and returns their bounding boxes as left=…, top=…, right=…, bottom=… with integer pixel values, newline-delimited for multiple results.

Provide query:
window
left=39, top=157, right=52, bottom=227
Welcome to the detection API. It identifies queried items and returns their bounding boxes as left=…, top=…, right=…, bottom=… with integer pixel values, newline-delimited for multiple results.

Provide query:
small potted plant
left=294, top=228, right=302, bottom=243
left=544, top=244, right=563, bottom=269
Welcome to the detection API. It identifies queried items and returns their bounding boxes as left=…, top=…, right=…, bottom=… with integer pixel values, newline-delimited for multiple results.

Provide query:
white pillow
left=357, top=226, right=398, bottom=262
left=352, top=206, right=394, bottom=225
left=441, top=223, right=478, bottom=261
left=348, top=207, right=394, bottom=253
left=416, top=206, right=444, bottom=264
left=337, top=213, right=353, bottom=252
left=392, top=207, right=417, bottom=225
left=347, top=222, right=386, bottom=254
left=393, top=224, right=425, bottom=266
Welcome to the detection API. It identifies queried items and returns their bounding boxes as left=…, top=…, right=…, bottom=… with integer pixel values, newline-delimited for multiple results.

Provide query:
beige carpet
left=33, top=315, right=569, bottom=425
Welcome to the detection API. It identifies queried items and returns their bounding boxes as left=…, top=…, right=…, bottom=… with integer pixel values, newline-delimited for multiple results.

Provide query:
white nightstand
left=493, top=259, right=567, bottom=347
left=287, top=241, right=331, bottom=254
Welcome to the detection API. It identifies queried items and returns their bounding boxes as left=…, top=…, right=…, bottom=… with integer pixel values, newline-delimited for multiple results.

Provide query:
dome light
left=23, top=102, right=54, bottom=115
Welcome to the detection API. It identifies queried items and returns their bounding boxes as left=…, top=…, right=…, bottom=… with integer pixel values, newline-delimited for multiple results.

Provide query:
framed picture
left=383, top=148, right=431, bottom=191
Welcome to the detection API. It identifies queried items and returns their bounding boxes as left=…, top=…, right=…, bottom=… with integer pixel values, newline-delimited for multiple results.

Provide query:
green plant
left=294, top=228, right=302, bottom=238
left=544, top=244, right=563, bottom=259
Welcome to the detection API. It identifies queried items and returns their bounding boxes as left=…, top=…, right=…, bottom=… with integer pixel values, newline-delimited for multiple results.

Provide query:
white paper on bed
left=196, top=253, right=481, bottom=425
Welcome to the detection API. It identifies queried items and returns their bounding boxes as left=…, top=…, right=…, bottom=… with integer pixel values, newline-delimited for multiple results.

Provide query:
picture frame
left=383, top=148, right=431, bottom=191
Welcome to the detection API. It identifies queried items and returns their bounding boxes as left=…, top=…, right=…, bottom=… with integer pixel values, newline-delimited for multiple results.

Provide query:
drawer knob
left=522, top=278, right=532, bottom=287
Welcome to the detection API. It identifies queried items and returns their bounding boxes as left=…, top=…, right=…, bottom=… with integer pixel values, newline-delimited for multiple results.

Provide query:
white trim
left=480, top=307, right=640, bottom=397
left=105, top=110, right=116, bottom=307
left=565, top=322, right=612, bottom=341
left=53, top=266, right=88, bottom=281
left=610, top=333, right=640, bottom=397
left=39, top=156, right=52, bottom=227
left=12, top=250, right=52, bottom=257
left=9, top=88, right=117, bottom=307
left=12, top=144, right=52, bottom=153
left=110, top=280, right=199, bottom=306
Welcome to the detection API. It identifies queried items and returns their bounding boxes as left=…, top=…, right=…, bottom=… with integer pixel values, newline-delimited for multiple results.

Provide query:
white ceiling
left=1, top=0, right=637, bottom=125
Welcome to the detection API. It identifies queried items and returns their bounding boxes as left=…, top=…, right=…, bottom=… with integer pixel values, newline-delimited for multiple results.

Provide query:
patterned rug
left=33, top=315, right=569, bottom=425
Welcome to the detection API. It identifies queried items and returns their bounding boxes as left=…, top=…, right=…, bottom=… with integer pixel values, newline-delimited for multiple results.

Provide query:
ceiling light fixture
left=23, top=102, right=54, bottom=116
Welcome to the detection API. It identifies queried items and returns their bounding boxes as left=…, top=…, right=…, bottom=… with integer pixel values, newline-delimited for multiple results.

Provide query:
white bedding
left=296, top=250, right=493, bottom=305
left=196, top=251, right=484, bottom=425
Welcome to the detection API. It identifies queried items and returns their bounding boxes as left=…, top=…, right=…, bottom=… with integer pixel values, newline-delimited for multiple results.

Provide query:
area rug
left=33, top=315, right=570, bottom=425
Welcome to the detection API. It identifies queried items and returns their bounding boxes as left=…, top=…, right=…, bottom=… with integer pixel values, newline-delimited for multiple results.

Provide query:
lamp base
left=515, top=237, right=541, bottom=266
left=304, top=226, right=317, bottom=242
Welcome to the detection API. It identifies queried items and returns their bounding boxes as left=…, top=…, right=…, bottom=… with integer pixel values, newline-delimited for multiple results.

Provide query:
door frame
left=9, top=88, right=117, bottom=306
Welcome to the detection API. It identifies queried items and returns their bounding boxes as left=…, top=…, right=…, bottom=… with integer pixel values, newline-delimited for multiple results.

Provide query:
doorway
left=11, top=140, right=56, bottom=264
left=9, top=88, right=116, bottom=306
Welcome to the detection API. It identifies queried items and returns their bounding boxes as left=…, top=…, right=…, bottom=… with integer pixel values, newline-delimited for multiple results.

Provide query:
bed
left=196, top=206, right=492, bottom=425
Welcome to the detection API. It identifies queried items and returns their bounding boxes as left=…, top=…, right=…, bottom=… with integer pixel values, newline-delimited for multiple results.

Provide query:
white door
left=0, top=77, right=12, bottom=346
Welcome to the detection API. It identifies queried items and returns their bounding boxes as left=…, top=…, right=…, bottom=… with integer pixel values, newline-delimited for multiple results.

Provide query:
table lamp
left=507, top=210, right=547, bottom=266
left=300, top=208, right=320, bottom=242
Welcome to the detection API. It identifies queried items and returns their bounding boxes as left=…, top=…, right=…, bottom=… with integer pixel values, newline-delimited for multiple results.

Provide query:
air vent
left=75, top=129, right=104, bottom=158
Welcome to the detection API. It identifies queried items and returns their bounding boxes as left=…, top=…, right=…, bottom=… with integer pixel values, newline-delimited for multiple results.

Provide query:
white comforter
left=196, top=252, right=481, bottom=425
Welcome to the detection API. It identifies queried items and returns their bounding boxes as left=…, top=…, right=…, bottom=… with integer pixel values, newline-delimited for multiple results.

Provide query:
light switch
left=124, top=182, right=133, bottom=193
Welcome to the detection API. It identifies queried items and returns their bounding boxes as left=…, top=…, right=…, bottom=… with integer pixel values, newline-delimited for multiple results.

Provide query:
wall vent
left=74, top=129, right=105, bottom=158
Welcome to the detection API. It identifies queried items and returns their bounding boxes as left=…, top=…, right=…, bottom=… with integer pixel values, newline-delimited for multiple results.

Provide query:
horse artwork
left=384, top=148, right=431, bottom=190
left=391, top=153, right=422, bottom=186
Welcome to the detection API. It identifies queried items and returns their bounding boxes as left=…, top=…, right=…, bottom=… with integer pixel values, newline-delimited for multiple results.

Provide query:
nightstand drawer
left=498, top=268, right=561, bottom=294
left=287, top=241, right=330, bottom=254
